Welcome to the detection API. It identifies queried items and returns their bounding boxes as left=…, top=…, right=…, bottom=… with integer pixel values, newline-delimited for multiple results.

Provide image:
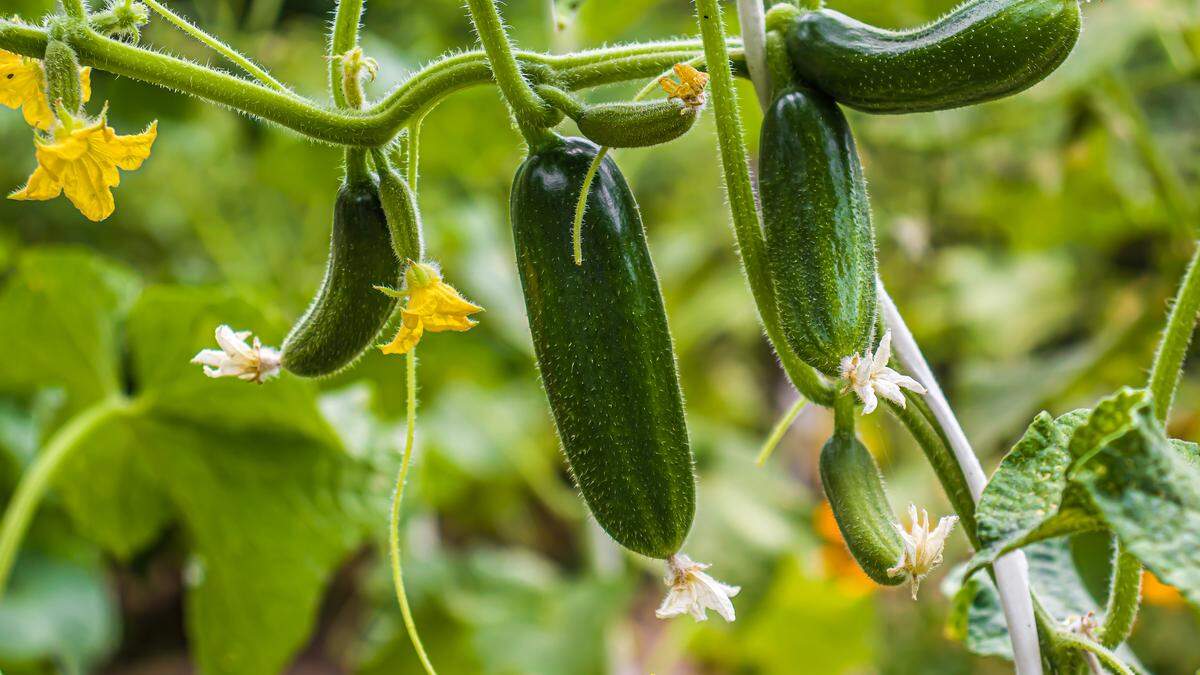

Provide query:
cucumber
left=761, top=87, right=876, bottom=377
left=576, top=100, right=697, bottom=149
left=535, top=84, right=697, bottom=148
left=281, top=179, right=401, bottom=377
left=42, top=40, right=83, bottom=115
left=510, top=136, right=695, bottom=559
left=820, top=431, right=905, bottom=586
left=786, top=0, right=1082, bottom=113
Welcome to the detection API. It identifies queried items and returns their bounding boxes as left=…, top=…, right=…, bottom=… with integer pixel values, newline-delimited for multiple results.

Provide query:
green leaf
left=1066, top=387, right=1148, bottom=462
left=51, top=410, right=172, bottom=559
left=968, top=410, right=1103, bottom=575
left=1073, top=403, right=1200, bottom=609
left=0, top=249, right=139, bottom=413
left=0, top=551, right=119, bottom=673
left=138, top=416, right=364, bottom=675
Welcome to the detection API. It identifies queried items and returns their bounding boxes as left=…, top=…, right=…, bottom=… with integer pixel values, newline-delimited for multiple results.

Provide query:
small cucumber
left=786, top=0, right=1082, bottom=113
left=42, top=40, right=83, bottom=115
left=576, top=100, right=697, bottom=148
left=820, top=431, right=905, bottom=586
left=281, top=179, right=401, bottom=377
left=536, top=85, right=697, bottom=148
left=761, top=87, right=876, bottom=376
left=376, top=161, right=424, bottom=263
left=510, top=136, right=695, bottom=559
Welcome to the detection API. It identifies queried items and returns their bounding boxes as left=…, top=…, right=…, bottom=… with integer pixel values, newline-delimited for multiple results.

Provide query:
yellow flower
left=0, top=49, right=91, bottom=131
left=379, top=261, right=482, bottom=356
left=9, top=110, right=157, bottom=222
left=659, top=63, right=709, bottom=111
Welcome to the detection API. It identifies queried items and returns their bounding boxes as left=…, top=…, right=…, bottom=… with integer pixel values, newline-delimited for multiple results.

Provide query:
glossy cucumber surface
left=786, top=0, right=1082, bottom=113
left=281, top=180, right=400, bottom=377
left=762, top=87, right=877, bottom=376
left=510, top=137, right=694, bottom=559
left=820, top=433, right=905, bottom=585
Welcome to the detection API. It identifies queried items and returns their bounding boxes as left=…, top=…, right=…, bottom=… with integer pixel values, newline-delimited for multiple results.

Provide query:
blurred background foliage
left=0, top=0, right=1197, bottom=672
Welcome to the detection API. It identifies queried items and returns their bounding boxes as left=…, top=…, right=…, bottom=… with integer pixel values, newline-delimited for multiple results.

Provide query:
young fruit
left=376, top=161, right=424, bottom=263
left=281, top=179, right=400, bottom=377
left=510, top=136, right=695, bottom=559
left=820, top=431, right=905, bottom=586
left=761, top=87, right=876, bottom=377
left=786, top=0, right=1082, bottom=113
left=536, top=85, right=698, bottom=148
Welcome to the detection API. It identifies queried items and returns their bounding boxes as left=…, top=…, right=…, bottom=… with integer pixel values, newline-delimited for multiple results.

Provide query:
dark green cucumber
left=510, top=136, right=694, bottom=559
left=786, top=0, right=1082, bottom=113
left=762, top=87, right=876, bottom=376
left=281, top=179, right=400, bottom=377
left=820, top=432, right=905, bottom=586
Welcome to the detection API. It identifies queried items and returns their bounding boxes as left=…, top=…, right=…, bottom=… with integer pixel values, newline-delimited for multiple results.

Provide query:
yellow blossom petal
left=380, top=312, right=425, bottom=356
left=9, top=116, right=157, bottom=221
left=0, top=50, right=92, bottom=130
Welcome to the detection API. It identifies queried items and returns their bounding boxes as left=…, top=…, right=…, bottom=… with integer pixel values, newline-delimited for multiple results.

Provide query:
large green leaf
left=968, top=409, right=1103, bottom=574
left=0, top=249, right=139, bottom=413
left=1074, top=403, right=1200, bottom=609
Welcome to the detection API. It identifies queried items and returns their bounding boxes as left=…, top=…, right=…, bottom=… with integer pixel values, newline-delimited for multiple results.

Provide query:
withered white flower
left=655, top=553, right=739, bottom=622
left=888, top=504, right=958, bottom=600
left=841, top=330, right=927, bottom=414
left=191, top=325, right=281, bottom=384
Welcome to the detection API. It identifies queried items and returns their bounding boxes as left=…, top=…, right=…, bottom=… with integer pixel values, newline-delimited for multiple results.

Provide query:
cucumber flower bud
left=840, top=330, right=926, bottom=414
left=655, top=553, right=740, bottom=622
left=887, top=504, right=957, bottom=600
left=191, top=325, right=282, bottom=384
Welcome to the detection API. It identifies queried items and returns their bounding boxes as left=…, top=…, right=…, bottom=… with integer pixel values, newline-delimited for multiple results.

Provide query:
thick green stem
left=0, top=20, right=725, bottom=147
left=390, top=350, right=436, bottom=674
left=1098, top=540, right=1142, bottom=649
left=691, top=0, right=833, bottom=407
left=463, top=0, right=557, bottom=149
left=1148, top=241, right=1200, bottom=423
left=329, top=0, right=364, bottom=108
left=1055, top=631, right=1135, bottom=675
left=0, top=397, right=126, bottom=599
left=143, top=0, right=287, bottom=92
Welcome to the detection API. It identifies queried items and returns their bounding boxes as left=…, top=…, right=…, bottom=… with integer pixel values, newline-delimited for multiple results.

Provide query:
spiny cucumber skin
left=510, top=137, right=695, bottom=559
left=576, top=100, right=697, bottom=148
left=820, top=434, right=905, bottom=586
left=787, top=0, right=1082, bottom=114
left=761, top=87, right=877, bottom=377
left=281, top=180, right=400, bottom=377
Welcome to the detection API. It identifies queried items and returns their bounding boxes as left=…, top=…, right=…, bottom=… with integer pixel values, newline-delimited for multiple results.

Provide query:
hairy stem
left=390, top=350, right=436, bottom=675
left=878, top=282, right=1043, bottom=674
left=1055, top=632, right=1135, bottom=675
left=571, top=147, right=606, bottom=265
left=143, top=0, right=287, bottom=92
left=1098, top=540, right=1142, bottom=649
left=62, top=0, right=89, bottom=19
left=0, top=397, right=126, bottom=599
left=464, top=0, right=557, bottom=149
left=0, top=20, right=729, bottom=147
left=691, top=0, right=833, bottom=407
left=1148, top=241, right=1200, bottom=423
left=330, top=0, right=364, bottom=106
left=755, top=396, right=807, bottom=466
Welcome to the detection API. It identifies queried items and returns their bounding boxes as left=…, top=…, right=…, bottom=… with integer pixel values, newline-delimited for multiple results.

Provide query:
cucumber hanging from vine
left=785, top=0, right=1083, bottom=113
left=281, top=177, right=401, bottom=377
left=761, top=85, right=877, bottom=377
left=510, top=136, right=695, bottom=559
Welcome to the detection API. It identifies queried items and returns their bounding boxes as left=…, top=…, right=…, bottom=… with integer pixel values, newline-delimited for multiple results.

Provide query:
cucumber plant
left=0, top=1, right=1194, bottom=674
